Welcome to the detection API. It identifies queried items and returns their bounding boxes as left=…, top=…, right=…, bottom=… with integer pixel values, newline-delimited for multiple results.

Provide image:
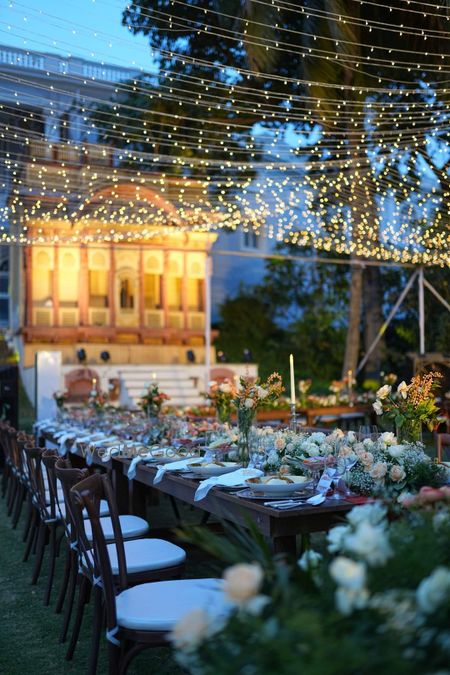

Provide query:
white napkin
left=57, top=432, right=76, bottom=456
left=151, top=457, right=201, bottom=484
left=194, top=468, right=263, bottom=502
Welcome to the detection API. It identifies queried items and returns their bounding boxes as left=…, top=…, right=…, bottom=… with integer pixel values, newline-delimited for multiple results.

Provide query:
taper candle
left=289, top=354, right=296, bottom=406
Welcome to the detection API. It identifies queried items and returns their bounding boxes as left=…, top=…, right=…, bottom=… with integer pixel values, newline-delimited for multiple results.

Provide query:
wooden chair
left=71, top=472, right=227, bottom=675
left=56, top=461, right=186, bottom=673
left=435, top=433, right=450, bottom=464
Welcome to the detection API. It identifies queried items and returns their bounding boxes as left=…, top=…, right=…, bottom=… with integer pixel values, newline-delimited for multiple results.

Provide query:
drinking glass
left=358, top=425, right=371, bottom=441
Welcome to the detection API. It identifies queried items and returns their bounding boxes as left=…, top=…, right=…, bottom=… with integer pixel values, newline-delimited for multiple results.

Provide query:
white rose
left=376, top=384, right=392, bottom=400
left=244, top=398, right=255, bottom=409
left=387, top=444, right=405, bottom=459
left=223, top=563, right=263, bottom=604
left=345, top=522, right=392, bottom=566
left=310, top=432, right=327, bottom=443
left=389, top=465, right=406, bottom=483
left=416, top=566, right=450, bottom=614
left=373, top=399, right=383, bottom=415
left=397, top=381, right=409, bottom=400
left=363, top=438, right=374, bottom=449
left=347, top=431, right=357, bottom=444
left=335, top=587, right=369, bottom=615
left=329, top=556, right=367, bottom=591
left=298, top=550, right=323, bottom=572
left=327, top=525, right=351, bottom=553
left=330, top=428, right=345, bottom=440
left=170, top=608, right=210, bottom=650
left=380, top=431, right=396, bottom=446
left=219, top=382, right=231, bottom=394
left=347, top=503, right=387, bottom=527
left=257, top=386, right=269, bottom=399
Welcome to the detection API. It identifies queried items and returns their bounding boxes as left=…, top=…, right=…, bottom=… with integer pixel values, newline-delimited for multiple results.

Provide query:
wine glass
left=358, top=425, right=371, bottom=441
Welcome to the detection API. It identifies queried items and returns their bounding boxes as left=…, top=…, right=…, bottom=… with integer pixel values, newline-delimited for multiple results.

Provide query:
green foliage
left=176, top=507, right=450, bottom=675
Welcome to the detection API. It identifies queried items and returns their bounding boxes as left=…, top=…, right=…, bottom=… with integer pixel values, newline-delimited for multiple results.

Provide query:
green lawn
left=0, top=492, right=223, bottom=674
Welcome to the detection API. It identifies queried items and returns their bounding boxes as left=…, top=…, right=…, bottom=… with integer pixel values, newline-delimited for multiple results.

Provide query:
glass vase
left=396, top=419, right=422, bottom=444
left=237, top=407, right=256, bottom=467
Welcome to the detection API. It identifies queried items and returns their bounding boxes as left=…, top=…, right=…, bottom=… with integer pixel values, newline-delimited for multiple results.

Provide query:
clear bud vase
left=396, top=419, right=422, bottom=444
left=237, top=407, right=256, bottom=467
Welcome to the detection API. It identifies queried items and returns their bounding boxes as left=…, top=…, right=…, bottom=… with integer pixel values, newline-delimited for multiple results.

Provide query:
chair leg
left=1, top=465, right=9, bottom=497
left=43, top=522, right=57, bottom=606
left=23, top=509, right=37, bottom=563
left=107, top=641, right=121, bottom=675
left=59, top=552, right=78, bottom=643
left=7, top=478, right=17, bottom=515
left=12, top=484, right=25, bottom=529
left=31, top=520, right=46, bottom=585
left=22, top=495, right=33, bottom=542
left=55, top=543, right=71, bottom=614
left=65, top=575, right=89, bottom=661
left=88, top=585, right=103, bottom=675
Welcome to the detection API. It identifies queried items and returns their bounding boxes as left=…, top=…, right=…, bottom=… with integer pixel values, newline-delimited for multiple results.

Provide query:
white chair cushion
left=110, top=538, right=186, bottom=574
left=116, top=578, right=228, bottom=631
left=84, top=515, right=149, bottom=542
left=85, top=538, right=186, bottom=575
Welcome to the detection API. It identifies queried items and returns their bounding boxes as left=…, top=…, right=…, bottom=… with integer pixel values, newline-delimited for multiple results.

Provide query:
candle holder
left=289, top=402, right=297, bottom=431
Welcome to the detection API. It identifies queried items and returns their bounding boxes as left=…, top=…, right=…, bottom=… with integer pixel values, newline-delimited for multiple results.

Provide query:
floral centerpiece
left=171, top=500, right=450, bottom=675
left=347, top=434, right=446, bottom=496
left=53, top=389, right=68, bottom=409
left=140, top=382, right=170, bottom=418
left=373, top=371, right=443, bottom=443
left=259, top=428, right=446, bottom=496
left=203, top=379, right=236, bottom=424
left=233, top=373, right=283, bottom=465
left=87, top=387, right=109, bottom=413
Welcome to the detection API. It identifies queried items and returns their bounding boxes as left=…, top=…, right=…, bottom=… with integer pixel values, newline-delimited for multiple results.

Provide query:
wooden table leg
left=129, top=479, right=147, bottom=519
left=113, top=461, right=130, bottom=514
left=273, top=535, right=297, bottom=557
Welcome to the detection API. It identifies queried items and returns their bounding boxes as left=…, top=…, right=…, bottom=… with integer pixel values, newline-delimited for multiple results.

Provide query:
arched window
left=119, top=277, right=134, bottom=309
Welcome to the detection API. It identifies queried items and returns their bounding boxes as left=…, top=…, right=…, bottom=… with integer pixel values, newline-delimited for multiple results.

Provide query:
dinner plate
left=234, top=488, right=312, bottom=501
left=244, top=475, right=312, bottom=496
left=188, top=461, right=241, bottom=478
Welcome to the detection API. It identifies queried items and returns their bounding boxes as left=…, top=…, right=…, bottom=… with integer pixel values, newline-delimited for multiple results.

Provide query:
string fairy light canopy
left=0, top=0, right=449, bottom=265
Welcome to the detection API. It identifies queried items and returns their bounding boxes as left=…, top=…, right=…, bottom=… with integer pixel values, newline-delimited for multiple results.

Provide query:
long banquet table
left=40, top=428, right=359, bottom=556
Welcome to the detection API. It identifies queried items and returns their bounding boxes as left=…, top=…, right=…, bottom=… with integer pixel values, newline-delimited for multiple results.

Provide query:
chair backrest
left=23, top=445, right=48, bottom=518
left=70, top=473, right=127, bottom=637
left=54, top=458, right=88, bottom=538
left=41, top=450, right=63, bottom=521
left=436, top=433, right=450, bottom=462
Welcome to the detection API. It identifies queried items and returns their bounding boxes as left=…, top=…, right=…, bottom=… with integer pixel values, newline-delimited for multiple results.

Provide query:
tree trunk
left=363, top=266, right=384, bottom=379
left=342, top=263, right=363, bottom=377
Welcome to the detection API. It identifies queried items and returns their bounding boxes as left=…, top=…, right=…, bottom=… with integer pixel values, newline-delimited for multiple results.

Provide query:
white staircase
left=118, top=365, right=207, bottom=408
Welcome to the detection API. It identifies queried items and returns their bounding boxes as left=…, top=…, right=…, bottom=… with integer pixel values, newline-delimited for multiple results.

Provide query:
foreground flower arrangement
left=171, top=498, right=450, bottom=674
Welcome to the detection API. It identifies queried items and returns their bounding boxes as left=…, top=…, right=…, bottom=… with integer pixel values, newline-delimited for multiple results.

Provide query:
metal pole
left=356, top=269, right=420, bottom=374
left=423, top=277, right=450, bottom=314
left=204, top=254, right=212, bottom=391
left=419, top=267, right=425, bottom=356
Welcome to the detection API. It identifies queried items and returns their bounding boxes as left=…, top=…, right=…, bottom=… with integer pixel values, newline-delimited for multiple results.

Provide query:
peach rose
left=389, top=465, right=406, bottom=483
left=223, top=563, right=263, bottom=604
left=370, top=462, right=388, bottom=480
left=360, top=451, right=374, bottom=469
